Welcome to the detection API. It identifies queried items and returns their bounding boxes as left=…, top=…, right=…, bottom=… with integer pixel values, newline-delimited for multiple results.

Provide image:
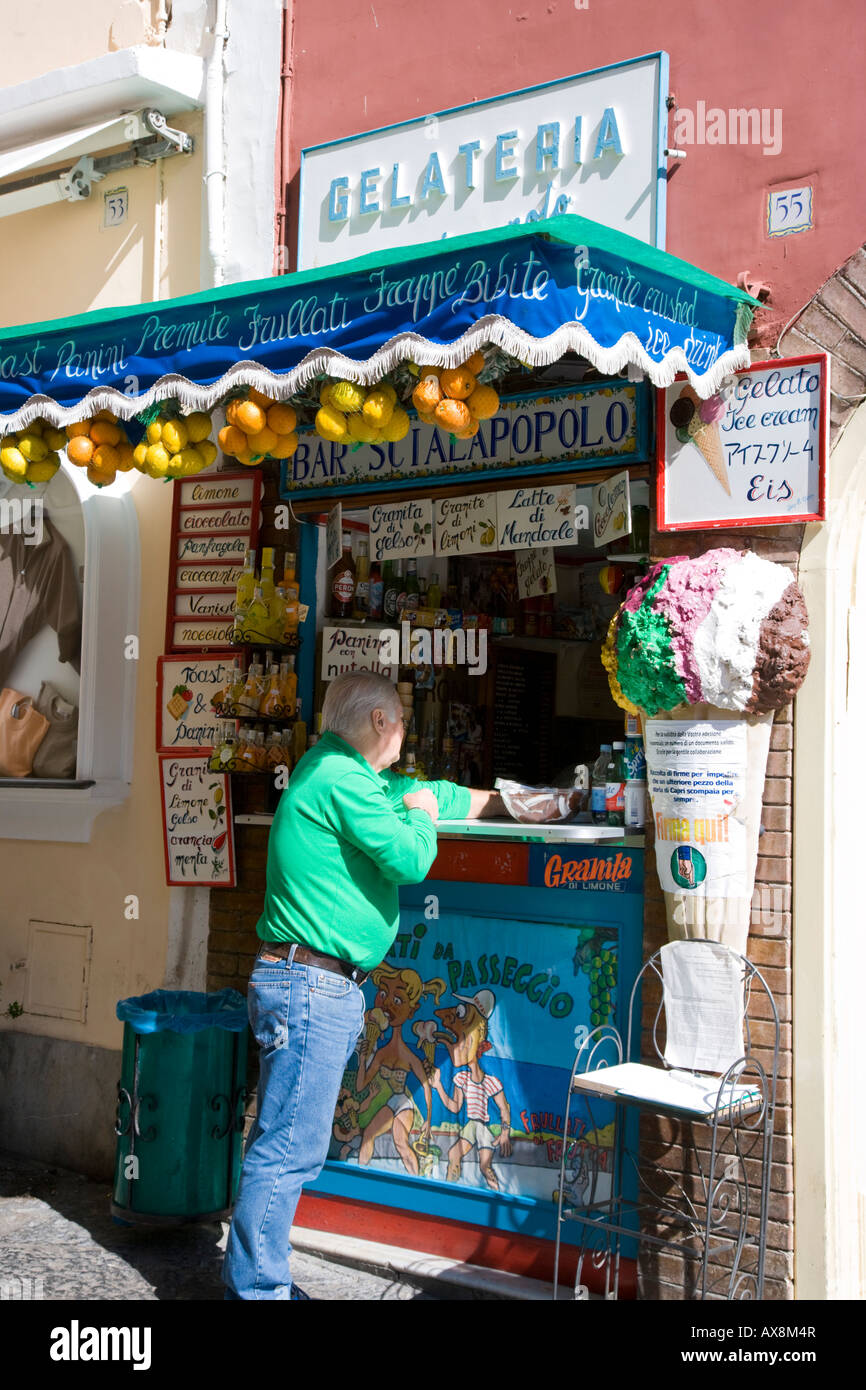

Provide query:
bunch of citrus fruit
left=62, top=412, right=139, bottom=486
left=218, top=390, right=299, bottom=466
left=130, top=411, right=217, bottom=481
left=411, top=352, right=499, bottom=439
left=314, top=379, right=410, bottom=447
left=1, top=418, right=67, bottom=484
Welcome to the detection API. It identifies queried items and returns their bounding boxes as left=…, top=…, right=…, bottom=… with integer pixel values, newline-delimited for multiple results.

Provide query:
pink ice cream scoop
left=699, top=394, right=726, bottom=425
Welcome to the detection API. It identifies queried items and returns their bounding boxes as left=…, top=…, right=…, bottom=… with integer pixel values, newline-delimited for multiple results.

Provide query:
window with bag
left=0, top=469, right=83, bottom=782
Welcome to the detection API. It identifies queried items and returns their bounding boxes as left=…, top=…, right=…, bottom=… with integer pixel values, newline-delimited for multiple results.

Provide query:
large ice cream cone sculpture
left=603, top=549, right=810, bottom=954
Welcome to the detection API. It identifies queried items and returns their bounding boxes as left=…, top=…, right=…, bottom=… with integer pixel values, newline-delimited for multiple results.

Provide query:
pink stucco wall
left=283, top=0, right=866, bottom=335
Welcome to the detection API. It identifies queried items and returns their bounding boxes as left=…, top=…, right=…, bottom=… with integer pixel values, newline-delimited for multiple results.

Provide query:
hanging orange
left=90, top=420, right=122, bottom=447
left=266, top=403, right=297, bottom=435
left=464, top=350, right=485, bottom=375
left=466, top=383, right=499, bottom=420
left=235, top=401, right=267, bottom=435
left=218, top=425, right=248, bottom=456
left=66, top=435, right=94, bottom=466
left=412, top=376, right=442, bottom=414
left=434, top=398, right=471, bottom=431
left=440, top=367, right=476, bottom=400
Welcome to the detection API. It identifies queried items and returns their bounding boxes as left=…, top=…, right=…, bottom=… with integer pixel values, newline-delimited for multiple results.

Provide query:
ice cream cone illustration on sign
left=365, top=1006, right=388, bottom=1052
left=601, top=548, right=810, bottom=953
left=669, top=386, right=730, bottom=495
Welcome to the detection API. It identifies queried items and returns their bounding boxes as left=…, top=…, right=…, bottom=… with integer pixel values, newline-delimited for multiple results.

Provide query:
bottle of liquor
left=269, top=586, right=287, bottom=644
left=282, top=552, right=300, bottom=637
left=330, top=530, right=356, bottom=619
left=369, top=556, right=384, bottom=620
left=395, top=560, right=407, bottom=618
left=427, top=572, right=442, bottom=611
left=383, top=560, right=398, bottom=623
left=260, top=663, right=283, bottom=718
left=279, top=654, right=298, bottom=718
left=404, top=558, right=420, bottom=613
left=239, top=661, right=265, bottom=715
left=259, top=548, right=276, bottom=607
left=353, top=538, right=371, bottom=619
left=234, top=548, right=256, bottom=615
left=439, top=736, right=459, bottom=782
left=243, top=586, right=270, bottom=644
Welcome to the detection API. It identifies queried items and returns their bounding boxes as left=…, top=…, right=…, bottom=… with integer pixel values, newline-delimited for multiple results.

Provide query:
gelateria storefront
left=0, top=215, right=765, bottom=1289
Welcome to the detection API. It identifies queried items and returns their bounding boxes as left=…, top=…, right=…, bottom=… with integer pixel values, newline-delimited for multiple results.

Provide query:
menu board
left=490, top=647, right=557, bottom=784
left=165, top=471, right=262, bottom=651
left=159, top=754, right=236, bottom=886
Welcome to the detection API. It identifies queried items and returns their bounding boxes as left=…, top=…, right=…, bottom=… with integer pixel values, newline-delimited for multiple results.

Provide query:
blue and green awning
left=0, top=213, right=759, bottom=431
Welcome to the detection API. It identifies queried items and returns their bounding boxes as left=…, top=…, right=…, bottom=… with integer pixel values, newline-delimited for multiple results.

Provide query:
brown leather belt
left=257, top=938, right=370, bottom=986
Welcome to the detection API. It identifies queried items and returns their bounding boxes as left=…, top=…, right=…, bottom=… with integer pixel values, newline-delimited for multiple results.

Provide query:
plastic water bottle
left=606, top=742, right=626, bottom=827
left=591, top=745, right=612, bottom=825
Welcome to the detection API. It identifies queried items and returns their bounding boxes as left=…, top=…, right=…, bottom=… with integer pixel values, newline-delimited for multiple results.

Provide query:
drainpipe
left=275, top=0, right=295, bottom=274
left=204, top=0, right=229, bottom=287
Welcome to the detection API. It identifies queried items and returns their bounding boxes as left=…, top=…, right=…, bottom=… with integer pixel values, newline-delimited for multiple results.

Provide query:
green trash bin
left=112, top=989, right=248, bottom=1225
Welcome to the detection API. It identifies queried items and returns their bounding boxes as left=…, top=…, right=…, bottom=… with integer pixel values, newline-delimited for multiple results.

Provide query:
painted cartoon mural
left=327, top=906, right=625, bottom=1207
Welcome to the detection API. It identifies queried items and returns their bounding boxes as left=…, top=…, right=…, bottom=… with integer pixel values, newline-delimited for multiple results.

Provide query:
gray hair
left=321, top=670, right=402, bottom=739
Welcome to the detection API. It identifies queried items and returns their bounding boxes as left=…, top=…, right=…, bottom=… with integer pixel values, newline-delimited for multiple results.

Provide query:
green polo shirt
left=256, top=730, right=471, bottom=970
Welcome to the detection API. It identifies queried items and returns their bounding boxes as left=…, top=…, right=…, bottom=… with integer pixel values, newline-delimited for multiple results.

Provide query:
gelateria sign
left=285, top=384, right=640, bottom=495
left=298, top=54, right=668, bottom=266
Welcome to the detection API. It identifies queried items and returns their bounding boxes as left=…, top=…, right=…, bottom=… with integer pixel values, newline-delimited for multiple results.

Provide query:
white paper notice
left=326, top=503, right=342, bottom=569
left=645, top=719, right=749, bottom=900
left=660, top=940, right=746, bottom=1073
left=592, top=469, right=632, bottom=548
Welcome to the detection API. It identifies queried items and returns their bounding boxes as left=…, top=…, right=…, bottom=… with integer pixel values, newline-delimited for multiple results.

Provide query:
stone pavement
left=0, top=1150, right=478, bottom=1301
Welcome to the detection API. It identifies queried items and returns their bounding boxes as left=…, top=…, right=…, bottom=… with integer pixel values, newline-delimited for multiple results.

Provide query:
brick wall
left=636, top=524, right=802, bottom=1301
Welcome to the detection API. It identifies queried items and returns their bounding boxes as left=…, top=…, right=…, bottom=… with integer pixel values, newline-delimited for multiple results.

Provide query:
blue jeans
left=222, top=946, right=365, bottom=1299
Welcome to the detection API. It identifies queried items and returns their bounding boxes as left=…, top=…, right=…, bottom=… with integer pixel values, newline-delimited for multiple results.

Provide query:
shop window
left=0, top=464, right=140, bottom=842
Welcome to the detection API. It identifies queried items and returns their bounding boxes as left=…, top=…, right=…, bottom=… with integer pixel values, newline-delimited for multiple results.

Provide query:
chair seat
left=571, top=1061, right=763, bottom=1117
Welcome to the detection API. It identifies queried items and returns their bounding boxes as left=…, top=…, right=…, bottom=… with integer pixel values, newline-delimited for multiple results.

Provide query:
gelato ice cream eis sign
left=657, top=354, right=827, bottom=530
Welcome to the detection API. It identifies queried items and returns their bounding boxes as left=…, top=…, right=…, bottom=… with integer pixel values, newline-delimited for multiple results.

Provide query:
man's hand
left=403, top=789, right=439, bottom=822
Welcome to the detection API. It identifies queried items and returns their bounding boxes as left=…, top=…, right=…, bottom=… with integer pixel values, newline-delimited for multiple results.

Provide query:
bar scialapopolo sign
left=282, top=383, right=642, bottom=498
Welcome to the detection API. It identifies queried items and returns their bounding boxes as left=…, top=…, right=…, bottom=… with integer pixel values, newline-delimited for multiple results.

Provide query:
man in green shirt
left=223, top=670, right=502, bottom=1299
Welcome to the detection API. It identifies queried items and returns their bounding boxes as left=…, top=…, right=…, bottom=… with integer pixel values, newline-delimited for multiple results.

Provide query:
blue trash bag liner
left=116, top=988, right=248, bottom=1034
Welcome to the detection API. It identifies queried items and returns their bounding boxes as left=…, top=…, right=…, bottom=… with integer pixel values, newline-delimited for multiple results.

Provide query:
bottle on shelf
left=236, top=726, right=256, bottom=771
left=439, top=735, right=458, bottom=782
left=606, top=741, right=626, bottom=827
left=382, top=560, right=398, bottom=623
left=238, top=661, right=265, bottom=715
left=259, top=547, right=276, bottom=608
left=270, top=587, right=287, bottom=645
left=330, top=530, right=356, bottom=619
left=369, top=556, right=383, bottom=620
left=404, top=558, right=420, bottom=613
left=394, top=559, right=407, bottom=618
left=243, top=586, right=270, bottom=644
left=353, top=538, right=370, bottom=619
left=280, top=654, right=297, bottom=717
left=420, top=728, right=438, bottom=781
left=260, top=663, right=283, bottom=718
left=591, top=744, right=612, bottom=826
left=427, top=571, right=442, bottom=612
left=224, top=658, right=243, bottom=715
left=282, top=552, right=300, bottom=637
left=623, top=731, right=647, bottom=831
left=254, top=729, right=268, bottom=771
left=266, top=730, right=286, bottom=771
left=234, top=549, right=257, bottom=613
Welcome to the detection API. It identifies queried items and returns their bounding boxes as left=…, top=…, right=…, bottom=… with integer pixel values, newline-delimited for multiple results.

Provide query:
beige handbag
left=0, top=688, right=50, bottom=778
